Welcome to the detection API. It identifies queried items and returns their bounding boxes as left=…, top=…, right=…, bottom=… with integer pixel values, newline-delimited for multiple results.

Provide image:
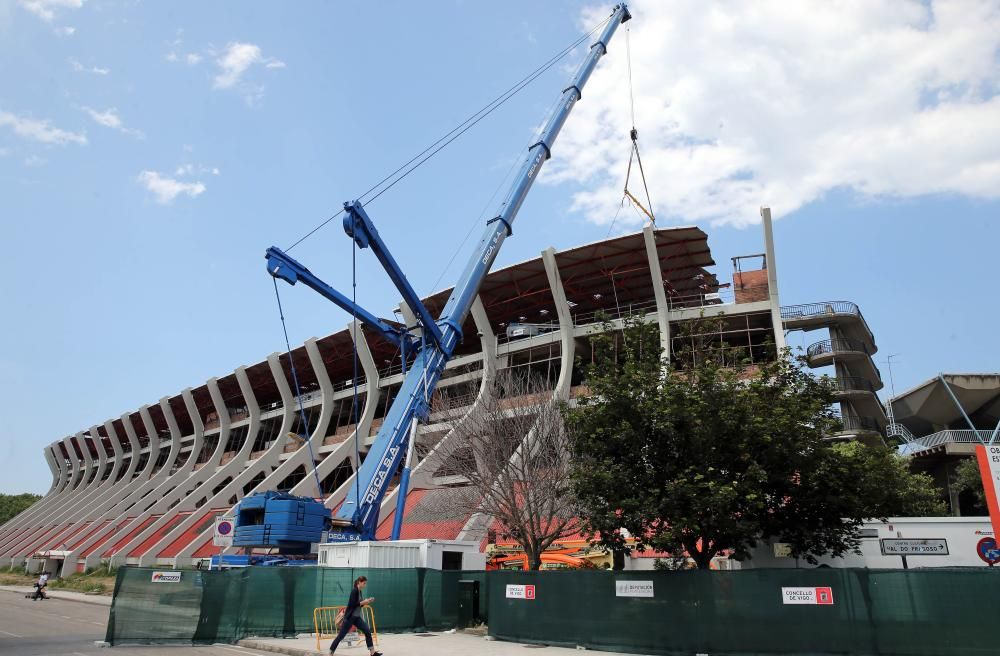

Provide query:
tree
left=564, top=315, right=945, bottom=569
left=953, top=457, right=988, bottom=515
left=431, top=371, right=578, bottom=570
left=0, top=493, right=41, bottom=527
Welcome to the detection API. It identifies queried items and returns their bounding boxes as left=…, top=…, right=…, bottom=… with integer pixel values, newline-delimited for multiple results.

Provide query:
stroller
left=25, top=577, right=49, bottom=601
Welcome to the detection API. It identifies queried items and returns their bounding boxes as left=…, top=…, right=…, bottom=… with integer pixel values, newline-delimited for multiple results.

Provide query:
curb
left=236, top=639, right=322, bottom=656
left=0, top=585, right=113, bottom=607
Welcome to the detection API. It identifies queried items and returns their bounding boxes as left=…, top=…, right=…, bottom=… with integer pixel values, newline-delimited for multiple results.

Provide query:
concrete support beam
left=642, top=223, right=671, bottom=361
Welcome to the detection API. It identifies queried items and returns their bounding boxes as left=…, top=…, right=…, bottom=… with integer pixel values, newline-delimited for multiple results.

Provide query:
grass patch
left=0, top=565, right=116, bottom=596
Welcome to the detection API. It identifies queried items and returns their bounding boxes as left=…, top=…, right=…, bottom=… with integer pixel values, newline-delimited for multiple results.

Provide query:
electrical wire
left=271, top=278, right=325, bottom=499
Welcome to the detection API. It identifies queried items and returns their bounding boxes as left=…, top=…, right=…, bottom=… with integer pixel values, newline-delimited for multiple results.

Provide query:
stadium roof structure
left=890, top=373, right=1000, bottom=436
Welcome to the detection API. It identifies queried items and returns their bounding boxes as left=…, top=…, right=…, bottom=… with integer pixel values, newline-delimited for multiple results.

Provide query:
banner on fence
left=781, top=586, right=834, bottom=605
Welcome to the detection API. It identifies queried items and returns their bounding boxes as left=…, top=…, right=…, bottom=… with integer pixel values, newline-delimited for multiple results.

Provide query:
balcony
left=806, top=339, right=882, bottom=389
left=831, top=376, right=876, bottom=394
left=782, top=301, right=876, bottom=354
left=829, top=414, right=885, bottom=446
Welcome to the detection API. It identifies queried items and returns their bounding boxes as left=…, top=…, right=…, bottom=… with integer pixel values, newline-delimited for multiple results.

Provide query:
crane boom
left=266, top=4, right=631, bottom=542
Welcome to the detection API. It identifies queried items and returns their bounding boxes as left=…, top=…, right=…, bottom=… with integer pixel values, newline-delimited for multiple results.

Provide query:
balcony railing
left=831, top=376, right=876, bottom=394
left=807, top=338, right=870, bottom=358
left=781, top=301, right=862, bottom=321
left=834, top=415, right=882, bottom=434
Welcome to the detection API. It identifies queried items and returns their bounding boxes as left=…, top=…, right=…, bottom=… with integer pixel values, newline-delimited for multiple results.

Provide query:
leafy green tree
left=564, top=315, right=945, bottom=569
left=953, top=457, right=988, bottom=515
left=0, top=493, right=41, bottom=526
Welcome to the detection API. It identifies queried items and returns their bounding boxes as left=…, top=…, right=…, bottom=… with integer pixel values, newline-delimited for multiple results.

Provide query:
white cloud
left=137, top=170, right=206, bottom=204
left=81, top=106, right=144, bottom=139
left=213, top=42, right=284, bottom=90
left=185, top=53, right=202, bottom=65
left=53, top=25, right=75, bottom=35
left=18, top=0, right=83, bottom=22
left=0, top=110, right=86, bottom=145
left=69, top=58, right=109, bottom=75
left=24, top=154, right=47, bottom=167
left=166, top=51, right=178, bottom=62
left=546, top=0, right=1000, bottom=228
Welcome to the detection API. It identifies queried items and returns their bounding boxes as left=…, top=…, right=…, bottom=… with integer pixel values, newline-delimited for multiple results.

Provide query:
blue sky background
left=2, top=0, right=998, bottom=493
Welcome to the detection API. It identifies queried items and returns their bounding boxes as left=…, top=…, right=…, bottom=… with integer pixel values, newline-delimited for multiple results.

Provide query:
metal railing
left=886, top=422, right=917, bottom=443
left=807, top=338, right=870, bottom=358
left=831, top=376, right=876, bottom=394
left=781, top=301, right=862, bottom=321
left=834, top=415, right=882, bottom=433
left=907, top=430, right=994, bottom=451
left=313, top=605, right=377, bottom=652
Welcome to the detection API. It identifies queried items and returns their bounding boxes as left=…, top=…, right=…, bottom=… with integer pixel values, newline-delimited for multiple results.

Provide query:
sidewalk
left=239, top=631, right=629, bottom=656
left=0, top=585, right=112, bottom=607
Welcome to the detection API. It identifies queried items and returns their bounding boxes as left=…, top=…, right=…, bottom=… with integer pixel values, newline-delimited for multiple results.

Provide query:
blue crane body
left=264, top=4, right=631, bottom=543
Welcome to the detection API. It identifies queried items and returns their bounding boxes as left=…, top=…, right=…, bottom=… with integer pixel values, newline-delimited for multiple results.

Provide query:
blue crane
left=265, top=3, right=631, bottom=542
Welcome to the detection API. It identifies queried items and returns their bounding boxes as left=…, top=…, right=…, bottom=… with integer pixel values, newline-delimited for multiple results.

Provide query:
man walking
left=31, top=571, right=49, bottom=600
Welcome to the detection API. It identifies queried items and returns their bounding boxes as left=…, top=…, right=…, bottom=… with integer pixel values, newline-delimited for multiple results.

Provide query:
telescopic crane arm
left=265, top=3, right=631, bottom=541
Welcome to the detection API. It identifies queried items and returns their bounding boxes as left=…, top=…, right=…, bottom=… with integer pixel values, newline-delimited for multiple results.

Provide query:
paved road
left=0, top=591, right=269, bottom=656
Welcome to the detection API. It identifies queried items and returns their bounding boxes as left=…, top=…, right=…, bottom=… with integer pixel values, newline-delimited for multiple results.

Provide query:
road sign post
left=879, top=538, right=948, bottom=569
left=212, top=517, right=234, bottom=570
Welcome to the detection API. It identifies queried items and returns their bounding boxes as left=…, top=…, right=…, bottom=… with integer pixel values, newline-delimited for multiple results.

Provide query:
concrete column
left=542, top=247, right=575, bottom=401
left=0, top=443, right=66, bottom=541
left=166, top=365, right=278, bottom=566
left=760, top=207, right=787, bottom=351
left=292, top=324, right=381, bottom=501
left=642, top=223, right=672, bottom=361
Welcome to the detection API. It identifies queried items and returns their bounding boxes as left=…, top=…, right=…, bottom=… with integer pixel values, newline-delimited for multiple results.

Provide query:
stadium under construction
left=0, top=213, right=889, bottom=576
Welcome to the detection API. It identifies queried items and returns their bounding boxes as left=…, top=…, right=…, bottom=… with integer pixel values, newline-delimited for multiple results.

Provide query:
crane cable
left=622, top=26, right=656, bottom=226
left=271, top=279, right=325, bottom=500
left=283, top=14, right=613, bottom=252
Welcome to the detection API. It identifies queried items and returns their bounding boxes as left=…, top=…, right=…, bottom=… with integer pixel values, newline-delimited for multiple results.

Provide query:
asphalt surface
left=0, top=590, right=271, bottom=656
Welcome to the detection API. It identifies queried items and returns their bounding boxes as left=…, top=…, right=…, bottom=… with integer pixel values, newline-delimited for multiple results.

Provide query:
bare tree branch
left=425, top=371, right=579, bottom=569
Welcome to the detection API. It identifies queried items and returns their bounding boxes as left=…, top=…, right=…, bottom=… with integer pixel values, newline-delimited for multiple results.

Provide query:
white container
left=318, top=539, right=486, bottom=570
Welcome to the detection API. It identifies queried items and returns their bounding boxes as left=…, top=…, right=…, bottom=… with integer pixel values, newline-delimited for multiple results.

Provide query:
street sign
left=781, top=587, right=834, bottom=605
left=879, top=538, right=949, bottom=556
left=976, top=537, right=1000, bottom=566
left=213, top=517, right=234, bottom=547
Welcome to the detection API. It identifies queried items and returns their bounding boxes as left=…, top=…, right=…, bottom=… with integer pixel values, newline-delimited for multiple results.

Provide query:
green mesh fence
left=107, top=566, right=1000, bottom=654
left=487, top=568, right=1000, bottom=656
left=106, top=566, right=485, bottom=645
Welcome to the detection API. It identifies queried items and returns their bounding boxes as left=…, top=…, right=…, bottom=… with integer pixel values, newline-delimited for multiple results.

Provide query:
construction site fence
left=105, top=566, right=488, bottom=645
left=489, top=568, right=999, bottom=656
left=106, top=566, right=999, bottom=655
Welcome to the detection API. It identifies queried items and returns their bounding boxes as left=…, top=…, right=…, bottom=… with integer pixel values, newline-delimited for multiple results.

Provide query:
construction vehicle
left=264, top=4, right=632, bottom=544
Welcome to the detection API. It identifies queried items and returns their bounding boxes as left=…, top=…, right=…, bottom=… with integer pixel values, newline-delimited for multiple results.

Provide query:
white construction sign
left=505, top=584, right=536, bottom=600
left=615, top=580, right=654, bottom=598
left=781, top=587, right=834, bottom=605
left=151, top=571, right=182, bottom=583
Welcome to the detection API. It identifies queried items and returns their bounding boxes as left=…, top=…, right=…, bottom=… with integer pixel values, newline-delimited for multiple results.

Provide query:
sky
left=1, top=0, right=999, bottom=494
